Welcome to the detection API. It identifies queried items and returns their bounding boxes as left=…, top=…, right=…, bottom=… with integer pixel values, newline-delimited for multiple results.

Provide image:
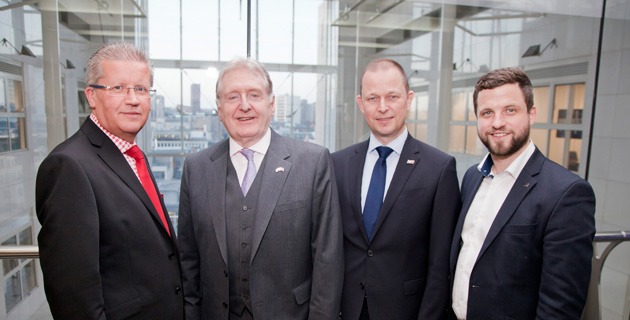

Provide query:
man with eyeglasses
left=35, top=42, right=184, bottom=319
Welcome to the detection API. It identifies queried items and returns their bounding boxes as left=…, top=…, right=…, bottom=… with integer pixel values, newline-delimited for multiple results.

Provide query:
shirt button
left=367, top=250, right=374, bottom=257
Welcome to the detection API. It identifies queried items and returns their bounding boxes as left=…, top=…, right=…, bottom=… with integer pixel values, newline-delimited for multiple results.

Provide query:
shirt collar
left=229, top=127, right=271, bottom=157
left=89, top=113, right=136, bottom=153
left=367, top=128, right=408, bottom=156
left=477, top=140, right=536, bottom=178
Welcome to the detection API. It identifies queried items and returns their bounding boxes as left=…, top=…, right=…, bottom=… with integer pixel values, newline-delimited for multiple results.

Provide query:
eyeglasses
left=88, top=84, right=156, bottom=98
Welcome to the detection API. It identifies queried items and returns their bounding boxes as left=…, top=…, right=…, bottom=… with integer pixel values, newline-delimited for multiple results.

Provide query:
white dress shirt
left=229, top=128, right=271, bottom=186
left=360, top=129, right=407, bottom=212
left=452, top=141, right=535, bottom=319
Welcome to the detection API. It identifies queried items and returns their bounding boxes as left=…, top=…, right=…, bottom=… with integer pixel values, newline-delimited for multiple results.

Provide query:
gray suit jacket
left=178, top=129, right=344, bottom=320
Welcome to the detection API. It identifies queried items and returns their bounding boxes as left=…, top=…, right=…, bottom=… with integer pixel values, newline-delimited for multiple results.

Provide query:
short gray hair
left=215, top=57, right=273, bottom=101
left=86, top=42, right=153, bottom=86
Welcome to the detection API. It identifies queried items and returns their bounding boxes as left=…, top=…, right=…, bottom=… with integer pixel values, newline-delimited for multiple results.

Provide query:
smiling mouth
left=491, top=132, right=509, bottom=137
left=238, top=117, right=255, bottom=121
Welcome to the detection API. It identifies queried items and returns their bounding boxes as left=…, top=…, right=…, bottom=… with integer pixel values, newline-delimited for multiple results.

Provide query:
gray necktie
left=240, top=149, right=256, bottom=195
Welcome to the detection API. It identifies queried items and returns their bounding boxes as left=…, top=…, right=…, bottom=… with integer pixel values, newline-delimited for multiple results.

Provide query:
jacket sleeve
left=177, top=158, right=202, bottom=320
left=36, top=153, right=107, bottom=320
left=418, top=156, right=461, bottom=320
left=308, top=149, right=344, bottom=320
left=536, top=179, right=595, bottom=318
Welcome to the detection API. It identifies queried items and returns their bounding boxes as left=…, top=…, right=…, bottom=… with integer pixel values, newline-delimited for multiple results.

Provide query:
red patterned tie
left=126, top=145, right=171, bottom=237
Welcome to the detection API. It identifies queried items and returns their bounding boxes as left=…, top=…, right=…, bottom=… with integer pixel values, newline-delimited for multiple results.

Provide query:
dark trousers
left=359, top=298, right=370, bottom=320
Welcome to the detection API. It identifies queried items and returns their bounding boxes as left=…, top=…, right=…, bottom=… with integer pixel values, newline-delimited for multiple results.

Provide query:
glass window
left=0, top=77, right=26, bottom=152
left=533, top=86, right=550, bottom=123
left=4, top=274, right=21, bottom=312
left=1, top=236, right=18, bottom=276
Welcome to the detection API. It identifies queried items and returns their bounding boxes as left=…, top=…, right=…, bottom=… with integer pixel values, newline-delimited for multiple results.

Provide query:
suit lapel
left=373, top=136, right=419, bottom=240
left=207, top=141, right=230, bottom=264
left=82, top=119, right=171, bottom=239
left=475, top=149, right=543, bottom=262
left=350, top=141, right=370, bottom=242
left=250, top=132, right=291, bottom=263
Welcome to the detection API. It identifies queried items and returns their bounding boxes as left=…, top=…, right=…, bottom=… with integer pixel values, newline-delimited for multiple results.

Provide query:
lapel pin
left=406, top=159, right=415, bottom=165
left=524, top=183, right=529, bottom=188
left=275, top=167, right=285, bottom=173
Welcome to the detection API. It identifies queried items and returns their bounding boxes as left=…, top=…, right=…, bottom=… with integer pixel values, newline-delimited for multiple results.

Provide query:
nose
left=377, top=99, right=388, bottom=113
left=239, top=94, right=251, bottom=111
left=491, top=113, right=505, bottom=128
left=124, top=88, right=140, bottom=104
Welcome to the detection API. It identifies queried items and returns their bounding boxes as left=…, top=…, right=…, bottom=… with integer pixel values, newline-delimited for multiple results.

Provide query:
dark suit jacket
left=36, top=118, right=184, bottom=320
left=449, top=148, right=595, bottom=319
left=331, top=135, right=461, bottom=320
left=177, top=130, right=344, bottom=320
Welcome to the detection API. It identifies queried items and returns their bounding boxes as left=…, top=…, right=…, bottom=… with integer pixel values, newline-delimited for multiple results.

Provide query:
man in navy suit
left=332, top=58, right=461, bottom=319
left=450, top=67, right=596, bottom=319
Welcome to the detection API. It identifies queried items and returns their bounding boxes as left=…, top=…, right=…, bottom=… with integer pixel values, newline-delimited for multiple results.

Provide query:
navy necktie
left=363, top=146, right=394, bottom=241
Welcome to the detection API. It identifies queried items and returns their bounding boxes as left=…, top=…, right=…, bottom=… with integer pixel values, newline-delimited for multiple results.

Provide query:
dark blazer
left=35, top=118, right=184, bottom=320
left=177, top=130, right=344, bottom=320
left=331, top=135, right=461, bottom=320
left=449, top=148, right=596, bottom=319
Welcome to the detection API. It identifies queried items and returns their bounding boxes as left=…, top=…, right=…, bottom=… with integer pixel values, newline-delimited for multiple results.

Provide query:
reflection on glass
left=553, top=84, right=585, bottom=124
left=21, top=261, right=37, bottom=297
left=0, top=117, right=8, bottom=152
left=466, top=126, right=483, bottom=156
left=2, top=236, right=18, bottom=276
left=19, top=227, right=32, bottom=245
left=4, top=274, right=21, bottom=312
left=9, top=117, right=22, bottom=151
left=0, top=78, right=5, bottom=112
left=533, top=86, right=550, bottom=123
left=530, top=128, right=549, bottom=155
left=449, top=125, right=465, bottom=153
left=7, top=80, right=23, bottom=113
left=451, top=91, right=467, bottom=121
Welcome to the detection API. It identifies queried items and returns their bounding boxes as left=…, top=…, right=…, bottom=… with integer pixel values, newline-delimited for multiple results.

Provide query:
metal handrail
left=0, top=232, right=628, bottom=319
left=582, top=230, right=630, bottom=320
left=0, top=245, right=39, bottom=259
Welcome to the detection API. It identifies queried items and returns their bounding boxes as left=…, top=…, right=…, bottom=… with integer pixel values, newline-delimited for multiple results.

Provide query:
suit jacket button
left=360, top=282, right=365, bottom=289
left=367, top=250, right=374, bottom=257
left=223, top=270, right=229, bottom=277
left=222, top=302, right=228, bottom=308
left=168, top=252, right=176, bottom=259
left=175, top=286, right=182, bottom=294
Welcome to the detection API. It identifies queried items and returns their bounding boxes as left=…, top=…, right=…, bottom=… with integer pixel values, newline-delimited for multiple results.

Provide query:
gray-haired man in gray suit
left=177, top=57, right=344, bottom=320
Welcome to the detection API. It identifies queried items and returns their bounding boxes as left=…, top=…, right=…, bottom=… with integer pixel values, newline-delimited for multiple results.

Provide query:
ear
left=85, top=87, right=97, bottom=111
left=406, top=90, right=414, bottom=110
left=356, top=95, right=365, bottom=114
left=270, top=95, right=276, bottom=115
left=529, top=106, right=537, bottom=125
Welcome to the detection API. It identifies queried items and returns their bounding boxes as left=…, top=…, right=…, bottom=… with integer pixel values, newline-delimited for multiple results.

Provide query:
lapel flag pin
left=275, top=167, right=285, bottom=173
left=406, top=159, right=415, bottom=165
left=524, top=183, right=529, bottom=188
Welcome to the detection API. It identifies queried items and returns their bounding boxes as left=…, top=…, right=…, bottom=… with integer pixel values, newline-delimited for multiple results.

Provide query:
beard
left=480, top=127, right=530, bottom=157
